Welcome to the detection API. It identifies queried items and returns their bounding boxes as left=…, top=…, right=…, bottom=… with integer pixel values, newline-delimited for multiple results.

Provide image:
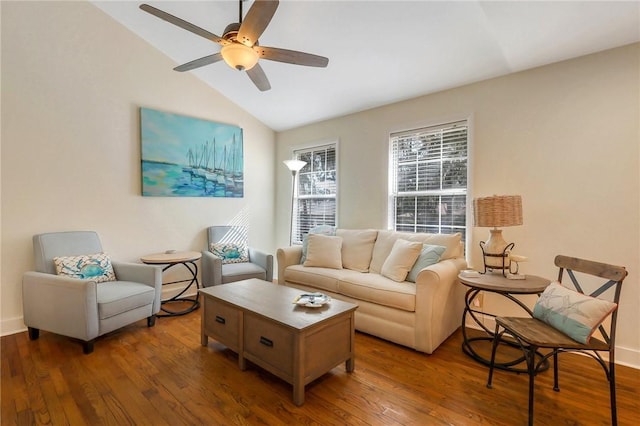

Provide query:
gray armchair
left=201, top=226, right=273, bottom=287
left=22, top=231, right=163, bottom=354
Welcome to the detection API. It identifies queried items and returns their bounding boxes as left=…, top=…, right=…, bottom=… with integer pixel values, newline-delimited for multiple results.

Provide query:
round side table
left=458, top=273, right=550, bottom=373
left=141, top=251, right=202, bottom=317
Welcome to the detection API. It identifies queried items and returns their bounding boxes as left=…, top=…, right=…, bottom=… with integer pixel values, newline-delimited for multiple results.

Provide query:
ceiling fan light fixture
left=221, top=43, right=259, bottom=71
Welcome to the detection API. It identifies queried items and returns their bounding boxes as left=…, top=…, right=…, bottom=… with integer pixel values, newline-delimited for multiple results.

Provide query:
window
left=389, top=120, right=468, bottom=241
left=291, top=143, right=337, bottom=244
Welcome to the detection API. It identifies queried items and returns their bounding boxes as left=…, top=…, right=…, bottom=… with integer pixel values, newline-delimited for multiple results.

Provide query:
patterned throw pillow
left=533, top=281, right=617, bottom=344
left=209, top=243, right=249, bottom=264
left=54, top=253, right=116, bottom=283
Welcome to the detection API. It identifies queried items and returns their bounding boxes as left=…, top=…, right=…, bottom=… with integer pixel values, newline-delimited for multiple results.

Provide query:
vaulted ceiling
left=93, top=1, right=640, bottom=131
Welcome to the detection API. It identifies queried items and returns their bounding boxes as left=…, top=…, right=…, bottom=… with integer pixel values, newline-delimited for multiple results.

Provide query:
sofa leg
left=83, top=340, right=95, bottom=354
left=28, top=327, right=40, bottom=340
left=147, top=315, right=157, bottom=327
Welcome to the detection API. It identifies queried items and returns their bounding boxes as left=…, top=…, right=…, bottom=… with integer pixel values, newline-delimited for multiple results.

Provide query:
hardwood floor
left=2, top=309, right=639, bottom=425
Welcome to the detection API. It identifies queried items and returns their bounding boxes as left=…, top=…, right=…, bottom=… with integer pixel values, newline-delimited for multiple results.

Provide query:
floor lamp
left=283, top=160, right=306, bottom=245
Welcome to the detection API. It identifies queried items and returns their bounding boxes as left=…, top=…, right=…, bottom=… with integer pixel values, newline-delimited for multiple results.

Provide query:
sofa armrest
left=201, top=250, right=223, bottom=287
left=248, top=248, right=274, bottom=282
left=22, top=271, right=100, bottom=341
left=112, top=262, right=163, bottom=314
left=276, top=246, right=303, bottom=284
left=413, top=257, right=468, bottom=353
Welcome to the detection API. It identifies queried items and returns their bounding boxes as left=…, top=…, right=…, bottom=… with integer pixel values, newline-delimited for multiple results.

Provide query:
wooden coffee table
left=199, top=279, right=357, bottom=406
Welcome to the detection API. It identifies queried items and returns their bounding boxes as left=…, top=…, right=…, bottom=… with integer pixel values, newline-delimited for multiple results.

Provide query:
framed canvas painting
left=140, top=107, right=243, bottom=197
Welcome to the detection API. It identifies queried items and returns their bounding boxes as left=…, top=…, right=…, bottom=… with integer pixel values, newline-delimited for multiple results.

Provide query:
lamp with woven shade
left=473, top=195, right=523, bottom=275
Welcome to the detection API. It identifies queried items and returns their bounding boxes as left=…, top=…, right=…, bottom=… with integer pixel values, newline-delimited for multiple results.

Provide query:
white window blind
left=389, top=120, right=468, bottom=241
left=292, top=143, right=337, bottom=244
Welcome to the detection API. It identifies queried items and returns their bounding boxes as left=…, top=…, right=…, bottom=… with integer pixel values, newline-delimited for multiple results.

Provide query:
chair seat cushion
left=97, top=281, right=155, bottom=319
left=221, top=262, right=266, bottom=283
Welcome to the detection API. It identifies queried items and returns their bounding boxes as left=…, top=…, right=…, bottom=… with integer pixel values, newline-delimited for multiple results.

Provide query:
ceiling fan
left=140, top=0, right=329, bottom=92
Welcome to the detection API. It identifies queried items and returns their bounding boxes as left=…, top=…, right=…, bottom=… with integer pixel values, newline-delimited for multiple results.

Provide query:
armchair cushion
left=54, top=253, right=116, bottom=283
left=97, top=281, right=156, bottom=319
left=209, top=242, right=249, bottom=264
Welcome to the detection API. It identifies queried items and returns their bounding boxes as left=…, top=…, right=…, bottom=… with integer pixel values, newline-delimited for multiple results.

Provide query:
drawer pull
left=215, top=315, right=226, bottom=324
left=259, top=336, right=273, bottom=347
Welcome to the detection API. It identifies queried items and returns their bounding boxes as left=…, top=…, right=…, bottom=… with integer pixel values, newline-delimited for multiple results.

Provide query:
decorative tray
left=293, top=292, right=331, bottom=308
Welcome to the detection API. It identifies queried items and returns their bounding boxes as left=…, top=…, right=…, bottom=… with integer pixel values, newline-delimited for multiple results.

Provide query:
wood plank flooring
left=2, top=309, right=639, bottom=425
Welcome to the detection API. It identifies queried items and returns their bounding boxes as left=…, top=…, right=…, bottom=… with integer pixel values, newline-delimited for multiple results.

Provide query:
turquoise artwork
left=140, top=107, right=244, bottom=197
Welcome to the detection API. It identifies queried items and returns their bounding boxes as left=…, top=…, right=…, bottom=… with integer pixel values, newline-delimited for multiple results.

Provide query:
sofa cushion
left=338, top=272, right=416, bottom=312
left=303, top=234, right=343, bottom=269
left=336, top=229, right=378, bottom=272
left=381, top=239, right=423, bottom=282
left=406, top=244, right=447, bottom=283
left=370, top=231, right=462, bottom=273
left=284, top=264, right=342, bottom=293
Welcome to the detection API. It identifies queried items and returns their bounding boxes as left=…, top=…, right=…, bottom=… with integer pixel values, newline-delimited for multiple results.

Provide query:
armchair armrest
left=112, top=262, right=163, bottom=313
left=248, top=248, right=274, bottom=282
left=22, top=271, right=100, bottom=341
left=201, top=250, right=223, bottom=287
left=276, top=246, right=303, bottom=285
left=413, top=257, right=468, bottom=353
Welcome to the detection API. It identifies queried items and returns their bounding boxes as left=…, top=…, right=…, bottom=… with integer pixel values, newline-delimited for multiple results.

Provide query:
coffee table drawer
left=244, top=313, right=293, bottom=377
left=203, top=298, right=240, bottom=351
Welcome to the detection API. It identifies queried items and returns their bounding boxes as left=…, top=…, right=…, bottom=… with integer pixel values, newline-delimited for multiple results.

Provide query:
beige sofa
left=277, top=229, right=467, bottom=354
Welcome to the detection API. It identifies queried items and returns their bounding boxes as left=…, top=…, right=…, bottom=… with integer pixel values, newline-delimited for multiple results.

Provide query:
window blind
left=292, top=143, right=337, bottom=244
left=389, top=121, right=468, bottom=240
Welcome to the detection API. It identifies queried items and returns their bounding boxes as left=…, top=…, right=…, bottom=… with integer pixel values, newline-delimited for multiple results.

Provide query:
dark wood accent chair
left=486, top=255, right=628, bottom=426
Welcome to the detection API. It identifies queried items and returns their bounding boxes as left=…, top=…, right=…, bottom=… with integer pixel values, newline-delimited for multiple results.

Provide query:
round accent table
left=458, top=273, right=550, bottom=373
left=141, top=251, right=202, bottom=317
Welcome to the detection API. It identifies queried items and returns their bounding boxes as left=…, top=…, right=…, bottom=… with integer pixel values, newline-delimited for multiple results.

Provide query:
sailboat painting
left=141, top=108, right=244, bottom=197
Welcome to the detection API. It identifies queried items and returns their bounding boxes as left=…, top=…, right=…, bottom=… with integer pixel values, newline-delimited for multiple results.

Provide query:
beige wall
left=276, top=44, right=640, bottom=367
left=1, top=2, right=275, bottom=332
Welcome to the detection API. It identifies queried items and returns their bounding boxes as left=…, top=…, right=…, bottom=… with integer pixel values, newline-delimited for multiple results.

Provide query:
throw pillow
left=532, top=281, right=617, bottom=344
left=380, top=239, right=423, bottom=282
left=336, top=229, right=378, bottom=272
left=300, top=225, right=336, bottom=263
left=406, top=244, right=447, bottom=283
left=209, top=243, right=249, bottom=264
left=303, top=234, right=343, bottom=269
left=54, top=253, right=116, bottom=283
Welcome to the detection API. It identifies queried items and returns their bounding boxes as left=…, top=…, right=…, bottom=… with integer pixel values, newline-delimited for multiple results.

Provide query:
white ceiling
left=93, top=1, right=640, bottom=131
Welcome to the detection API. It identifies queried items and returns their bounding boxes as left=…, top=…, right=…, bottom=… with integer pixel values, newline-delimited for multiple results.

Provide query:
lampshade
left=221, top=43, right=259, bottom=71
left=283, top=160, right=306, bottom=173
left=473, top=195, right=523, bottom=228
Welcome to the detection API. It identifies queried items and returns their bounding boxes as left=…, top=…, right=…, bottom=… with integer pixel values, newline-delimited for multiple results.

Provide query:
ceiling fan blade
left=237, top=0, right=279, bottom=47
left=246, top=63, right=271, bottom=91
left=256, top=46, right=329, bottom=67
left=139, top=4, right=227, bottom=45
left=173, top=53, right=223, bottom=72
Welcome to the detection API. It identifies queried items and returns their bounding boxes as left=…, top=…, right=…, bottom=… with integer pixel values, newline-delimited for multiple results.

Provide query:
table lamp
left=473, top=195, right=523, bottom=276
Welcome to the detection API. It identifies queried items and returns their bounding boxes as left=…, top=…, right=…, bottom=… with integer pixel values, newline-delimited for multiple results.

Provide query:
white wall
left=1, top=2, right=276, bottom=333
left=276, top=44, right=640, bottom=367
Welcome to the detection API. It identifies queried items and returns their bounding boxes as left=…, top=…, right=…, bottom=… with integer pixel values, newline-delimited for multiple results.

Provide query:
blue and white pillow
left=406, top=244, right=446, bottom=282
left=54, top=253, right=116, bottom=283
left=210, top=243, right=249, bottom=264
left=533, top=281, right=617, bottom=344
